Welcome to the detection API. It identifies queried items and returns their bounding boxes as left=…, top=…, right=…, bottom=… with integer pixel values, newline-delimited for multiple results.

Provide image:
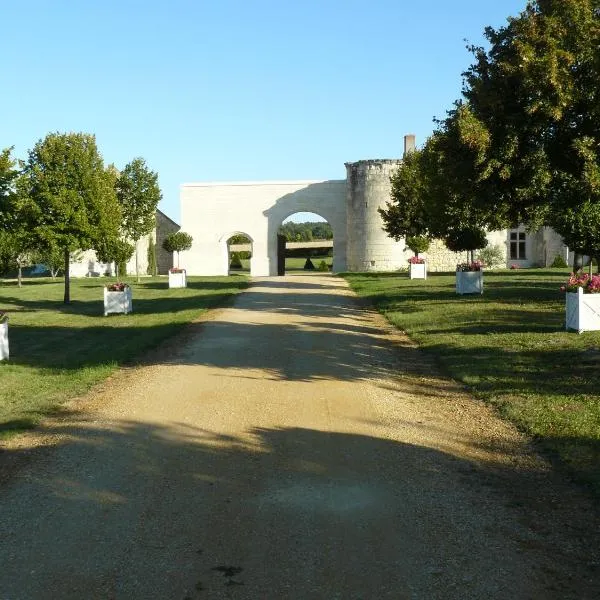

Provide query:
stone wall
left=156, top=209, right=181, bottom=274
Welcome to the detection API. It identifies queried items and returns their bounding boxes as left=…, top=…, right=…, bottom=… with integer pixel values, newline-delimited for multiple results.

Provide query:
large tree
left=17, top=132, right=121, bottom=302
left=0, top=147, right=36, bottom=286
left=116, top=157, right=162, bottom=282
left=460, top=0, right=600, bottom=244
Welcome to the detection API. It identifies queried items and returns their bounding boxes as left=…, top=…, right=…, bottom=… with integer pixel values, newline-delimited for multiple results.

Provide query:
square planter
left=0, top=322, right=8, bottom=361
left=104, top=287, right=133, bottom=316
left=456, top=270, right=483, bottom=295
left=409, top=262, right=427, bottom=280
left=169, top=270, right=187, bottom=288
left=565, top=288, right=600, bottom=333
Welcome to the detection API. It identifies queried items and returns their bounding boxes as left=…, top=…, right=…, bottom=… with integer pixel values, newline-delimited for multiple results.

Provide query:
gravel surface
left=0, top=274, right=599, bottom=599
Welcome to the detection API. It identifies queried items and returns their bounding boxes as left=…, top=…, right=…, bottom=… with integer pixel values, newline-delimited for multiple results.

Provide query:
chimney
left=404, top=134, right=416, bottom=156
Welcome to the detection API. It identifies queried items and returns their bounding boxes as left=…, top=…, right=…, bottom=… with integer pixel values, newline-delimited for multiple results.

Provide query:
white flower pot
left=409, top=262, right=427, bottom=280
left=456, top=270, right=483, bottom=294
left=565, top=288, right=600, bottom=333
left=169, top=270, right=187, bottom=288
left=0, top=322, right=8, bottom=361
left=104, top=287, right=133, bottom=316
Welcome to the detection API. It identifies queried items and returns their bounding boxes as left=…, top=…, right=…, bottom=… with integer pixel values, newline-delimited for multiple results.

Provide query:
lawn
left=0, top=275, right=248, bottom=438
left=343, top=268, right=600, bottom=494
left=236, top=255, right=332, bottom=273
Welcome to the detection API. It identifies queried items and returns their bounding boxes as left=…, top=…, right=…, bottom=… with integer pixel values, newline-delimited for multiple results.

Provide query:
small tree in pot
left=445, top=226, right=488, bottom=264
left=162, top=231, right=193, bottom=268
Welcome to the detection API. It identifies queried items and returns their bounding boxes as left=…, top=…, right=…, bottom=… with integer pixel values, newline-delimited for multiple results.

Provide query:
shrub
left=477, top=244, right=505, bottom=268
left=304, top=258, right=315, bottom=270
left=317, top=260, right=329, bottom=271
left=229, top=253, right=243, bottom=269
left=405, top=235, right=430, bottom=256
left=550, top=254, right=569, bottom=268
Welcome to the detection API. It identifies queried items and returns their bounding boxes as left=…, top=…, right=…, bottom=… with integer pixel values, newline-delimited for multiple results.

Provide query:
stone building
left=69, top=209, right=180, bottom=277
left=179, top=135, right=569, bottom=276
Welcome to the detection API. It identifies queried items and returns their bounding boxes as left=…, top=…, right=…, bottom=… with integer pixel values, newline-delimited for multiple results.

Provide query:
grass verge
left=0, top=275, right=248, bottom=438
left=343, top=268, right=600, bottom=494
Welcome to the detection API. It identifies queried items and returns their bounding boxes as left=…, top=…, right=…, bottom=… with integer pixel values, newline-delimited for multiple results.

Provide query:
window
left=509, top=231, right=526, bottom=260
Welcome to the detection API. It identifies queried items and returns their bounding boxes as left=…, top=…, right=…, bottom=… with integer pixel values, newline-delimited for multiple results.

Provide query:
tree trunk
left=63, top=248, right=71, bottom=304
left=135, top=239, right=140, bottom=283
left=17, top=264, right=22, bottom=288
left=176, top=251, right=180, bottom=268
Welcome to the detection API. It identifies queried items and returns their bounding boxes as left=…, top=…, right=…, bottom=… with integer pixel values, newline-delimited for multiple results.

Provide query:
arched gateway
left=179, top=138, right=417, bottom=276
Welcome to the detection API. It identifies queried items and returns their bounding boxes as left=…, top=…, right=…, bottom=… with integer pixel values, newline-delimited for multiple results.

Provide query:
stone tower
left=344, top=158, right=404, bottom=271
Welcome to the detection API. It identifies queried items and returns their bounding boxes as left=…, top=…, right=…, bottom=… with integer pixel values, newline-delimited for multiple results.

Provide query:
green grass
left=343, top=268, right=600, bottom=494
left=0, top=275, right=248, bottom=438
left=233, top=255, right=333, bottom=273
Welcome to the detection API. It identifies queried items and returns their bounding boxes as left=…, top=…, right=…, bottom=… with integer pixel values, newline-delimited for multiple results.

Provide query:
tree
left=94, top=237, right=134, bottom=278
left=147, top=235, right=157, bottom=276
left=116, top=158, right=162, bottom=282
left=0, top=147, right=37, bottom=286
left=17, top=132, right=121, bottom=302
left=445, top=226, right=488, bottom=263
left=162, top=231, right=193, bottom=268
left=457, top=1, right=600, bottom=242
left=405, top=235, right=430, bottom=258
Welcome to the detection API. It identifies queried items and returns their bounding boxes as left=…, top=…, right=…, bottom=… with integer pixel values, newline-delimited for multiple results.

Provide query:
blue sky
left=2, top=0, right=526, bottom=224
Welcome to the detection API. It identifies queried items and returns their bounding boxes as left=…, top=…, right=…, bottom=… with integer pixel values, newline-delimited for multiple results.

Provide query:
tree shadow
left=0, top=420, right=598, bottom=599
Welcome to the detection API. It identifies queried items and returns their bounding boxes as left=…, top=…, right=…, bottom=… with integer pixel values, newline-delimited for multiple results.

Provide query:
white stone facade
left=180, top=153, right=570, bottom=276
left=180, top=180, right=348, bottom=276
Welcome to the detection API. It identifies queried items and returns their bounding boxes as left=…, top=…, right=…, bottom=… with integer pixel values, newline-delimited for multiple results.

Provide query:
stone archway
left=219, top=231, right=254, bottom=275
left=180, top=180, right=347, bottom=276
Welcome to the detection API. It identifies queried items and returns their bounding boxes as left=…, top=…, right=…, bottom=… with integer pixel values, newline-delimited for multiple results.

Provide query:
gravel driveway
left=0, top=274, right=599, bottom=599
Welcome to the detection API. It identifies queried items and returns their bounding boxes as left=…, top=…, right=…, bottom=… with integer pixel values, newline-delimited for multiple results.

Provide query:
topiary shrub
left=317, top=260, right=329, bottom=271
left=550, top=254, right=569, bottom=268
left=229, top=253, right=243, bottom=270
left=304, top=257, right=315, bottom=270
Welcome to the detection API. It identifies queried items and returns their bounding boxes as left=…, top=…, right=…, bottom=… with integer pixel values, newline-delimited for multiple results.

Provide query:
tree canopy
left=116, top=157, right=162, bottom=280
left=16, top=132, right=121, bottom=302
left=381, top=0, right=600, bottom=266
left=162, top=231, right=193, bottom=267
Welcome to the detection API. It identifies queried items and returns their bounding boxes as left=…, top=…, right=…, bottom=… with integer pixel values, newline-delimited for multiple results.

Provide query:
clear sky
left=2, top=0, right=527, bottom=224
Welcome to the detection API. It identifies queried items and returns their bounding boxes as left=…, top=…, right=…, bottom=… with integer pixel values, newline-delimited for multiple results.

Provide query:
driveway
left=0, top=274, right=598, bottom=599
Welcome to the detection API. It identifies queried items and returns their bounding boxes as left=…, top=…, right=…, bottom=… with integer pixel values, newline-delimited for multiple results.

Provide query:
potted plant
left=407, top=255, right=427, bottom=279
left=104, top=282, right=132, bottom=316
left=456, top=261, right=484, bottom=294
left=0, top=311, right=8, bottom=361
left=562, top=273, right=600, bottom=333
left=168, top=267, right=187, bottom=288
left=405, top=235, right=429, bottom=280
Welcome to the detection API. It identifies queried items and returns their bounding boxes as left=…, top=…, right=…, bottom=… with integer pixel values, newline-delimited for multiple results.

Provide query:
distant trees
left=279, top=221, right=333, bottom=242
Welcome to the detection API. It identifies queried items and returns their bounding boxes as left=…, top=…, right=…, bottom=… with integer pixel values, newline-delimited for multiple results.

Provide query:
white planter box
left=409, top=262, right=427, bottom=279
left=0, top=322, right=8, bottom=361
left=456, top=270, right=483, bottom=294
left=565, top=288, right=600, bottom=333
left=104, top=287, right=133, bottom=316
left=169, top=270, right=187, bottom=288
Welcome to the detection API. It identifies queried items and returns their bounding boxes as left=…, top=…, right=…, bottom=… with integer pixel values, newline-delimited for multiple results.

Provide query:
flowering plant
left=456, top=260, right=483, bottom=272
left=560, top=273, right=600, bottom=294
left=106, top=282, right=129, bottom=292
left=169, top=268, right=186, bottom=273
left=408, top=256, right=425, bottom=264
left=510, top=264, right=521, bottom=270
left=0, top=311, right=7, bottom=324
